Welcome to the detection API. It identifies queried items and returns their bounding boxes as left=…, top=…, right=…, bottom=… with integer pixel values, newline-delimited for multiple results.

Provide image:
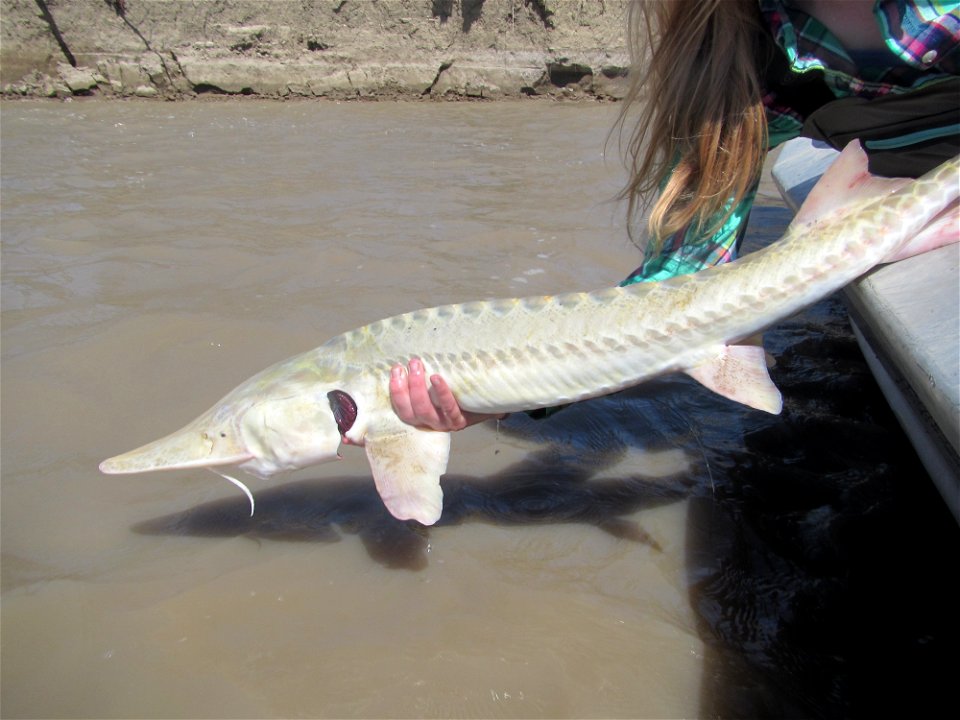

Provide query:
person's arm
left=621, top=181, right=760, bottom=285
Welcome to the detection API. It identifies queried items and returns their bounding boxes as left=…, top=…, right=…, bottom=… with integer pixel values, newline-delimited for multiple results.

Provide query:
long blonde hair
left=617, top=0, right=771, bottom=248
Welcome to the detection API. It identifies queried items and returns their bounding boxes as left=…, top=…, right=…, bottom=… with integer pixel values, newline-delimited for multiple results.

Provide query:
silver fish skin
left=100, top=143, right=960, bottom=525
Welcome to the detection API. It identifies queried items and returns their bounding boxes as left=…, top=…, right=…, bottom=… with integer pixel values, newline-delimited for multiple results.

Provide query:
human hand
left=389, top=358, right=504, bottom=431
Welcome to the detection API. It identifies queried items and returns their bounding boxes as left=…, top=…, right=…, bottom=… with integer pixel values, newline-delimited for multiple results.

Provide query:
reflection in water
left=133, top=382, right=700, bottom=571
left=2, top=100, right=957, bottom=719
left=688, top=295, right=959, bottom=719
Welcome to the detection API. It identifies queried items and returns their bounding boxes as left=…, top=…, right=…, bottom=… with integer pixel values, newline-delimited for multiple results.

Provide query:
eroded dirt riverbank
left=2, top=0, right=629, bottom=100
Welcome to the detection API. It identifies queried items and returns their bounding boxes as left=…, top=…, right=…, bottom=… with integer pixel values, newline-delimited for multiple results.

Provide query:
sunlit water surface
left=2, top=99, right=956, bottom=719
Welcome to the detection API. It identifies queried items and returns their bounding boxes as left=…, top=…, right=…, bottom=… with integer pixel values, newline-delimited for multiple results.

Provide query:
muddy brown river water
left=2, top=99, right=956, bottom=719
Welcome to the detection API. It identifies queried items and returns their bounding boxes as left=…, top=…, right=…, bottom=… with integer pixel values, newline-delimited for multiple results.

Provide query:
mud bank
left=1, top=0, right=630, bottom=100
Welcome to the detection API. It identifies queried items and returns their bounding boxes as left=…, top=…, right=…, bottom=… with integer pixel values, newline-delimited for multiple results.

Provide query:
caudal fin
left=794, top=142, right=907, bottom=227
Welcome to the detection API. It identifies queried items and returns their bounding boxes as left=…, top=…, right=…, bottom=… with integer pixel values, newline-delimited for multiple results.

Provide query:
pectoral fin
left=364, top=425, right=451, bottom=525
left=686, top=344, right=783, bottom=414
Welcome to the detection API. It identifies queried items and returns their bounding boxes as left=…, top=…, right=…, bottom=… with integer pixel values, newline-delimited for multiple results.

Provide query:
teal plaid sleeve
left=620, top=183, right=761, bottom=285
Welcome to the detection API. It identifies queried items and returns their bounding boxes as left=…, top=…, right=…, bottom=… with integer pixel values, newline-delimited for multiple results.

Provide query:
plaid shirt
left=625, top=0, right=960, bottom=285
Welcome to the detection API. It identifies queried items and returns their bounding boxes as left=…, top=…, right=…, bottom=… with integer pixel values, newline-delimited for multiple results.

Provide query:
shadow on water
left=688, top=293, right=960, bottom=719
left=133, top=384, right=698, bottom=571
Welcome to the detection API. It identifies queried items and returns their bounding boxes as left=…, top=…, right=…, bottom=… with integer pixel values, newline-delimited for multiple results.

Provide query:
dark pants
left=801, top=76, right=959, bottom=178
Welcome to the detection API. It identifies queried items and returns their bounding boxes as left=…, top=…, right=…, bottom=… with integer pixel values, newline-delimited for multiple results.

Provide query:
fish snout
left=99, top=413, right=253, bottom=475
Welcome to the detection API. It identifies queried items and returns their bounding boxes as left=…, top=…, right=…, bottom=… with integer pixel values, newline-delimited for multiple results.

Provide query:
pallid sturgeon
left=101, top=143, right=959, bottom=524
